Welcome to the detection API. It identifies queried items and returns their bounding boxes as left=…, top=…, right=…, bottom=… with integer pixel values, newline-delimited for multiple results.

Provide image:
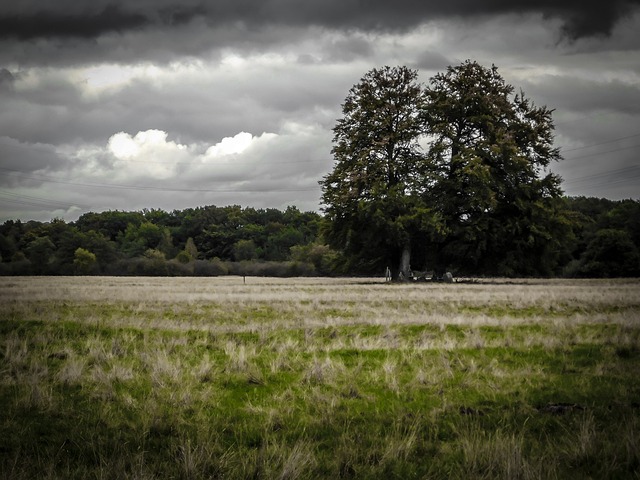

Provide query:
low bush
left=225, top=260, right=316, bottom=277
left=194, top=258, right=228, bottom=276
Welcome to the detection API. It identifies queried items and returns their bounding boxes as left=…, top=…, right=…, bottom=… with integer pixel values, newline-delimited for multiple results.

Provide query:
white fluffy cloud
left=107, top=129, right=191, bottom=179
left=105, top=129, right=282, bottom=178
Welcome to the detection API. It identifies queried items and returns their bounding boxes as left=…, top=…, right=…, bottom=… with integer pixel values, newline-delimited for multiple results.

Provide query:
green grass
left=1, top=276, right=639, bottom=479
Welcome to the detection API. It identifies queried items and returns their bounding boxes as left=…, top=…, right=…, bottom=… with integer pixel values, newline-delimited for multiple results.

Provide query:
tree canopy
left=320, top=66, right=436, bottom=279
left=321, top=60, right=573, bottom=278
left=423, top=61, right=570, bottom=276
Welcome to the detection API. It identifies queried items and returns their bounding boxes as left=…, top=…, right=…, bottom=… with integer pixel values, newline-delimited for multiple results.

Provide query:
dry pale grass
left=1, top=275, right=638, bottom=306
left=2, top=277, right=639, bottom=365
left=0, top=276, right=640, bottom=307
left=1, top=276, right=640, bottom=479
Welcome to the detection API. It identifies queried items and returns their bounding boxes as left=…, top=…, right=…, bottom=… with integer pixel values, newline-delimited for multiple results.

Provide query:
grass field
left=1, top=276, right=639, bottom=479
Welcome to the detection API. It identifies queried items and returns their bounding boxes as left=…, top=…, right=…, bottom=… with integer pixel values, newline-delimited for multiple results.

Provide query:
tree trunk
left=398, top=244, right=411, bottom=281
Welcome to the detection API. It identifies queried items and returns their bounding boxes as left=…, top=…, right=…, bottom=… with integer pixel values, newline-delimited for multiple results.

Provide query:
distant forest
left=1, top=196, right=639, bottom=278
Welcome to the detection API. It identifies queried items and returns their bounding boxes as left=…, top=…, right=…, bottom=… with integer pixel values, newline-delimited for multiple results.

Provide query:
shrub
left=73, top=247, right=99, bottom=275
left=233, top=239, right=259, bottom=261
left=193, top=259, right=228, bottom=276
left=175, top=250, right=193, bottom=264
left=166, top=260, right=194, bottom=276
left=0, top=258, right=32, bottom=275
left=290, top=243, right=339, bottom=275
left=577, top=229, right=640, bottom=277
left=225, top=260, right=316, bottom=277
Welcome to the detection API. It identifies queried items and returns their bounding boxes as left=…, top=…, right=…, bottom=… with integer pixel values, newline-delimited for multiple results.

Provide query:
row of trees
left=0, top=197, right=638, bottom=277
left=0, top=205, right=337, bottom=276
left=563, top=197, right=640, bottom=277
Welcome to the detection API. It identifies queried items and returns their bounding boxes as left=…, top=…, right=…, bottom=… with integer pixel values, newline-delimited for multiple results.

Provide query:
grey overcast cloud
left=1, top=0, right=639, bottom=222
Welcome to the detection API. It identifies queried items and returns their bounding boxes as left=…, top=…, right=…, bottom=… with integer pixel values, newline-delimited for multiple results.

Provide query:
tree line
left=0, top=197, right=638, bottom=277
left=0, top=205, right=333, bottom=277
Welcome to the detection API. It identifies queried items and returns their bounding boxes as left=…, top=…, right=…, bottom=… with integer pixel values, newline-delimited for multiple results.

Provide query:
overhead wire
left=561, top=165, right=640, bottom=184
left=0, top=167, right=320, bottom=193
left=561, top=143, right=640, bottom=161
left=0, top=190, right=93, bottom=210
left=559, top=132, right=640, bottom=153
left=555, top=132, right=639, bottom=192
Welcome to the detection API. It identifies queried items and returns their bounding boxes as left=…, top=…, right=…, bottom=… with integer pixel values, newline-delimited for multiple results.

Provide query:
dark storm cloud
left=554, top=0, right=639, bottom=38
left=0, top=4, right=206, bottom=40
left=523, top=76, right=640, bottom=116
left=0, top=138, right=66, bottom=186
left=264, top=0, right=640, bottom=39
left=0, top=5, right=148, bottom=40
left=1, top=0, right=638, bottom=42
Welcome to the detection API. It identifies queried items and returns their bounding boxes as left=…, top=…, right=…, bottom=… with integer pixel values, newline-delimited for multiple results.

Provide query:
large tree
left=321, top=61, right=571, bottom=279
left=422, top=61, right=570, bottom=276
left=320, top=66, right=435, bottom=279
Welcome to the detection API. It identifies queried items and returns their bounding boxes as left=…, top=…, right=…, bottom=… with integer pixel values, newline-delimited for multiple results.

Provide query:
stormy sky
left=1, top=0, right=639, bottom=222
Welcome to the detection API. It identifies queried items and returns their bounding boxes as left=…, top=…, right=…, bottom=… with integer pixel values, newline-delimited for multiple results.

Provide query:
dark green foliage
left=73, top=247, right=98, bottom=275
left=578, top=229, right=640, bottom=277
left=1, top=205, right=327, bottom=276
left=320, top=60, right=640, bottom=279
left=421, top=61, right=569, bottom=276
left=118, top=221, right=165, bottom=258
left=291, top=242, right=339, bottom=275
left=563, top=198, right=640, bottom=277
left=75, top=210, right=145, bottom=241
left=321, top=60, right=578, bottom=278
left=25, top=235, right=56, bottom=274
left=233, top=239, right=259, bottom=261
left=1, top=197, right=638, bottom=278
left=321, top=66, right=434, bottom=279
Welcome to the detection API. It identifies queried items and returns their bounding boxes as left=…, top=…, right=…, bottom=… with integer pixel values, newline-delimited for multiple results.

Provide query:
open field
left=1, top=276, right=640, bottom=479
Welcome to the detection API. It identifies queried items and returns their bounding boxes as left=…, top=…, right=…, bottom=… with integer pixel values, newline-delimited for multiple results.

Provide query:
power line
left=0, top=167, right=320, bottom=193
left=564, top=175, right=640, bottom=192
left=560, top=132, right=640, bottom=153
left=117, top=156, right=326, bottom=167
left=562, top=165, right=640, bottom=185
left=0, top=190, right=93, bottom=210
left=0, top=197, right=77, bottom=210
left=562, top=144, right=640, bottom=161
left=0, top=136, right=329, bottom=167
left=3, top=130, right=638, bottom=166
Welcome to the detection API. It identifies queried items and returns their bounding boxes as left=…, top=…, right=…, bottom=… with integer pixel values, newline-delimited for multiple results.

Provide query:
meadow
left=1, top=276, right=639, bottom=479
